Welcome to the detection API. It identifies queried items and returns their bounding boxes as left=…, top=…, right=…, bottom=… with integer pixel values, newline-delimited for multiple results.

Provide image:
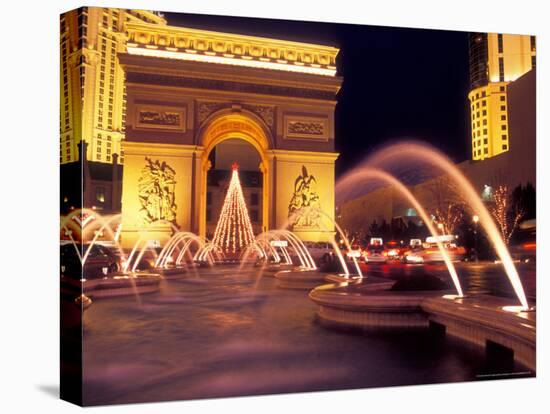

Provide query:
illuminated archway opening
left=205, top=138, right=263, bottom=240
left=199, top=112, right=271, bottom=238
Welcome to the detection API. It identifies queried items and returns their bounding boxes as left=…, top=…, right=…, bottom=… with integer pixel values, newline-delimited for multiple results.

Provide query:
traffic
left=344, top=235, right=468, bottom=265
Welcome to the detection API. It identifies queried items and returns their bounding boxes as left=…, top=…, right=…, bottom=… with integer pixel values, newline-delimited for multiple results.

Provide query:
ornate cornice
left=125, top=22, right=338, bottom=77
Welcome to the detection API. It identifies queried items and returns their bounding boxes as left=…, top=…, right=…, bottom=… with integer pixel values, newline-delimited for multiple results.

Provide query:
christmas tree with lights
left=212, top=162, right=255, bottom=255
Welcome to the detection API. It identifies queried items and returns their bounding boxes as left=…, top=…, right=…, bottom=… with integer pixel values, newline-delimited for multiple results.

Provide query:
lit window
left=95, top=187, right=105, bottom=203
left=502, top=144, right=508, bottom=150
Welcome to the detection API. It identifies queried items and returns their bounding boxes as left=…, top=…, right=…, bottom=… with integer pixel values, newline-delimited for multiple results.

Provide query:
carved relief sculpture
left=284, top=115, right=329, bottom=140
left=288, top=165, right=321, bottom=228
left=197, top=102, right=227, bottom=124
left=288, top=121, right=324, bottom=136
left=198, top=101, right=274, bottom=129
left=138, top=157, right=178, bottom=225
left=135, top=105, right=186, bottom=131
left=244, top=104, right=274, bottom=128
left=139, top=111, right=181, bottom=126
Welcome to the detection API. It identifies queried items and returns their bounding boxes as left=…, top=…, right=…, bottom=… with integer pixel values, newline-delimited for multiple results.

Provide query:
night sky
left=164, top=11, right=471, bottom=177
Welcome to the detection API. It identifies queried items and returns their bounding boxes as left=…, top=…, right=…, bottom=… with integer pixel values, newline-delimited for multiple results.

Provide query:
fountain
left=64, top=143, right=531, bottom=312
left=336, top=167, right=464, bottom=297
left=358, top=141, right=530, bottom=311
left=62, top=140, right=535, bottom=371
left=246, top=229, right=317, bottom=270
left=305, top=141, right=535, bottom=369
left=60, top=209, right=162, bottom=301
left=150, top=231, right=205, bottom=274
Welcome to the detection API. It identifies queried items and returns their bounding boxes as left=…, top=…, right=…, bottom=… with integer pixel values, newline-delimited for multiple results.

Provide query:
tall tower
left=468, top=33, right=536, bottom=161
left=60, top=8, right=166, bottom=165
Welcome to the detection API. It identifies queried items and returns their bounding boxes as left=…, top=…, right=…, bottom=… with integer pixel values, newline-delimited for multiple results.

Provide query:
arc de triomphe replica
left=118, top=22, right=342, bottom=248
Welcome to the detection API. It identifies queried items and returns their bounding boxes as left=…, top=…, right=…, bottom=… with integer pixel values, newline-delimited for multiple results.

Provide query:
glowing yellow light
left=211, top=163, right=255, bottom=254
left=442, top=294, right=465, bottom=300
left=502, top=305, right=533, bottom=313
left=127, top=46, right=337, bottom=76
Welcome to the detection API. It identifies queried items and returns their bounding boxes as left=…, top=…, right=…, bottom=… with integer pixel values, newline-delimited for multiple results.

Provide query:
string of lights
left=211, top=162, right=255, bottom=254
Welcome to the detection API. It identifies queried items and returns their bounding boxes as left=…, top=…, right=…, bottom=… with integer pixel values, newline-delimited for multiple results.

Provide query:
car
left=509, top=219, right=536, bottom=262
left=402, top=239, right=425, bottom=263
left=304, top=241, right=334, bottom=264
left=403, top=235, right=466, bottom=263
left=61, top=242, right=123, bottom=280
left=345, top=243, right=363, bottom=259
left=363, top=238, right=387, bottom=264
left=384, top=240, right=406, bottom=260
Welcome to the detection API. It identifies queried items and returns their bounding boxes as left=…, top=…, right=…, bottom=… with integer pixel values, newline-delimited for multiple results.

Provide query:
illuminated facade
left=117, top=22, right=342, bottom=247
left=60, top=8, right=166, bottom=164
left=468, top=33, right=536, bottom=160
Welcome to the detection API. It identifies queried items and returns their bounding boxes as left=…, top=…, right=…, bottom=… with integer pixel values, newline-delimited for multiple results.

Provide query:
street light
left=472, top=215, right=479, bottom=262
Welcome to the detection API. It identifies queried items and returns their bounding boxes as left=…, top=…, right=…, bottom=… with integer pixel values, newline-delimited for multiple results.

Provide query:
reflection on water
left=358, top=262, right=536, bottom=302
left=82, top=267, right=533, bottom=406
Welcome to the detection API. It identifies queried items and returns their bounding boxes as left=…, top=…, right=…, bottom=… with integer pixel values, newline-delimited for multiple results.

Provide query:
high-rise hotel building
left=60, top=8, right=166, bottom=164
left=468, top=33, right=536, bottom=161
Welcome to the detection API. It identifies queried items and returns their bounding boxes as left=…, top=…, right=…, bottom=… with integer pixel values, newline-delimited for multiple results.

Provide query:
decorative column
left=198, top=159, right=212, bottom=238
left=259, top=160, right=269, bottom=233
left=111, top=153, right=120, bottom=212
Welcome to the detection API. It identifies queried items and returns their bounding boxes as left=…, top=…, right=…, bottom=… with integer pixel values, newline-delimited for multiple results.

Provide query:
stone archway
left=197, top=111, right=272, bottom=238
